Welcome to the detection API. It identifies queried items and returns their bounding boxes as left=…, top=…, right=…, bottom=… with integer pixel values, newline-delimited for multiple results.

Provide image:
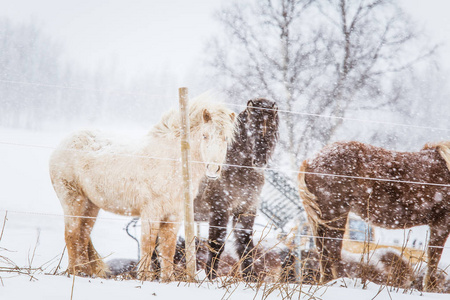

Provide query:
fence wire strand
left=1, top=80, right=450, bottom=253
left=1, top=140, right=450, bottom=188
left=0, top=79, right=174, bottom=98
left=0, top=208, right=447, bottom=250
left=1, top=78, right=450, bottom=132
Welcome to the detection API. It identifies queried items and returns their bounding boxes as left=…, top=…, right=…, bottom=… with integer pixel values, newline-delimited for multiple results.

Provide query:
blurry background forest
left=1, top=0, right=449, bottom=166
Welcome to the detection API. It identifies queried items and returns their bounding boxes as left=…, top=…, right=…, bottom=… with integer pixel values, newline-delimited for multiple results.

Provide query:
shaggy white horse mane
left=151, top=95, right=236, bottom=142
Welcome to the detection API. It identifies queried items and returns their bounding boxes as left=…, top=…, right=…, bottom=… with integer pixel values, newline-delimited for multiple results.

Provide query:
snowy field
left=2, top=275, right=450, bottom=300
left=1, top=127, right=450, bottom=299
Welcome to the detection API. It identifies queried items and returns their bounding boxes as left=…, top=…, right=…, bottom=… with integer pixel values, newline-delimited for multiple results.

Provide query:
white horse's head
left=198, top=108, right=236, bottom=179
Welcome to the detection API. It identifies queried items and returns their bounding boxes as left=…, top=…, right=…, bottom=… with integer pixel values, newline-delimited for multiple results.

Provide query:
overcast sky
left=2, top=0, right=224, bottom=82
left=2, top=0, right=450, bottom=84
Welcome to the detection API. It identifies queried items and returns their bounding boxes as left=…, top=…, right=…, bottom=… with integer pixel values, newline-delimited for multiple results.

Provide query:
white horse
left=49, top=98, right=236, bottom=281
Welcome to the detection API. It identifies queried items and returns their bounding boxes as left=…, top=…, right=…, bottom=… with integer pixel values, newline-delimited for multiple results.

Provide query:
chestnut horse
left=49, top=98, right=236, bottom=282
left=194, top=99, right=279, bottom=280
left=299, top=141, right=450, bottom=292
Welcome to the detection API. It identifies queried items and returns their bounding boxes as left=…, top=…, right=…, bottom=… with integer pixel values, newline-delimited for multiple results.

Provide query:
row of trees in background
left=206, top=0, right=446, bottom=164
left=0, top=17, right=177, bottom=130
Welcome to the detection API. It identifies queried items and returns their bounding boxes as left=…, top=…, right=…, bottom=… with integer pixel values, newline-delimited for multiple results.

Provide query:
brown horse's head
left=243, top=98, right=279, bottom=168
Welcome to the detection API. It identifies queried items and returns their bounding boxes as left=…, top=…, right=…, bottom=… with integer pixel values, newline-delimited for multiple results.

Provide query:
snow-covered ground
left=1, top=127, right=450, bottom=299
left=2, top=274, right=450, bottom=300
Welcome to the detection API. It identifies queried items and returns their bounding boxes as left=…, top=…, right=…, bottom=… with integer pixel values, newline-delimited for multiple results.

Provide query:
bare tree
left=207, top=0, right=436, bottom=166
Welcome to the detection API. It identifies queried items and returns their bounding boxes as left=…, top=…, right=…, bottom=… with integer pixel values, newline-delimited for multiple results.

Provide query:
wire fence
left=223, top=102, right=450, bottom=133
left=1, top=78, right=449, bottom=132
left=1, top=140, right=450, bottom=188
left=1, top=80, right=450, bottom=254
left=1, top=208, right=447, bottom=250
left=0, top=79, right=173, bottom=98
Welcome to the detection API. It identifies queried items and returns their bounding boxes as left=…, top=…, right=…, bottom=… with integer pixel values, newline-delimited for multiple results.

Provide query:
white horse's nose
left=205, top=164, right=221, bottom=179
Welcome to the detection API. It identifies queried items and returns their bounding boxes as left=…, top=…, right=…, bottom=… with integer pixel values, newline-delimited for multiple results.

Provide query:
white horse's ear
left=229, top=112, right=236, bottom=122
left=203, top=109, right=212, bottom=123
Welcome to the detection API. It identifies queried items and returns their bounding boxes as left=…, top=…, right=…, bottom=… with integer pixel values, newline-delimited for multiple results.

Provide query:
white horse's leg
left=139, top=216, right=160, bottom=281
left=158, top=217, right=181, bottom=282
left=63, top=194, right=107, bottom=277
left=86, top=225, right=110, bottom=277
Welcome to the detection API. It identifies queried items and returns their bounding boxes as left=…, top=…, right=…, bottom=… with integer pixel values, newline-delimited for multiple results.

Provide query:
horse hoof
left=68, top=267, right=92, bottom=278
left=137, top=272, right=155, bottom=282
left=205, top=264, right=218, bottom=280
left=423, top=285, right=440, bottom=293
left=159, top=272, right=174, bottom=283
left=72, top=271, right=90, bottom=278
left=95, top=269, right=112, bottom=279
left=243, top=271, right=258, bottom=282
left=207, top=270, right=218, bottom=280
left=423, top=279, right=441, bottom=293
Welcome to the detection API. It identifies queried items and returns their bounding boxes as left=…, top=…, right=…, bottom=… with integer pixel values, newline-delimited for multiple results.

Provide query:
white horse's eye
left=203, top=134, right=208, bottom=140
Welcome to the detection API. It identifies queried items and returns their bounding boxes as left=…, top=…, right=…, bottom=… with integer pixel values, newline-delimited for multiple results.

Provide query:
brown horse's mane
left=230, top=98, right=279, bottom=165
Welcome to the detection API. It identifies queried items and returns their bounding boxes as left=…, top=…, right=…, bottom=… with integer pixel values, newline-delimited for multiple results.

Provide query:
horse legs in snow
left=424, top=223, right=450, bottom=292
left=139, top=217, right=160, bottom=281
left=233, top=211, right=257, bottom=281
left=206, top=203, right=230, bottom=279
left=313, top=217, right=347, bottom=284
left=157, top=218, right=181, bottom=282
left=64, top=196, right=108, bottom=277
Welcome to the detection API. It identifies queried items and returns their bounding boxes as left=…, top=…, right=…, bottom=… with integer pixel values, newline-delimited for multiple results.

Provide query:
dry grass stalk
left=2, top=214, right=450, bottom=298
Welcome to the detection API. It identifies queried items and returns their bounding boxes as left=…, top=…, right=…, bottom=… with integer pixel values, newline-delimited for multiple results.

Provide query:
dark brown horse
left=298, top=141, right=450, bottom=292
left=194, top=98, right=279, bottom=280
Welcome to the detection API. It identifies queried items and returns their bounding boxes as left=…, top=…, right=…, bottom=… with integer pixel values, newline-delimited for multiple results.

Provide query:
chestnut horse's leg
left=314, top=216, right=348, bottom=283
left=139, top=217, right=160, bottom=281
left=206, top=195, right=230, bottom=279
left=424, top=223, right=450, bottom=292
left=232, top=210, right=257, bottom=281
left=158, top=217, right=181, bottom=282
left=64, top=196, right=107, bottom=277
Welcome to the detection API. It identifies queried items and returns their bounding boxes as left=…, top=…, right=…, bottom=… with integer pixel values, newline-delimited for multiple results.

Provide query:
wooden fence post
left=179, top=87, right=197, bottom=281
